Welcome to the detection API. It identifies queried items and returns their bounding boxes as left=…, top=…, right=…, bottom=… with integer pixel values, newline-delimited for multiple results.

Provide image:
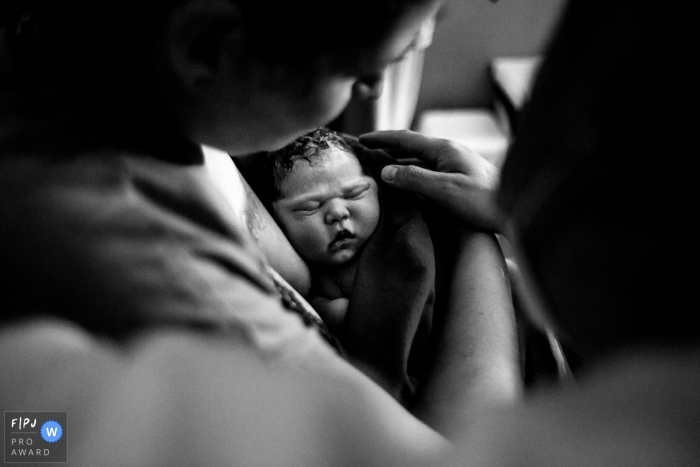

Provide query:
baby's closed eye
left=294, top=201, right=321, bottom=213
left=344, top=183, right=369, bottom=199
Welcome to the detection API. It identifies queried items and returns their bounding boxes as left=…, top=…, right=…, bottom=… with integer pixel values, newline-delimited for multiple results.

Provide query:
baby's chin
left=332, top=249, right=357, bottom=264
left=312, top=247, right=359, bottom=268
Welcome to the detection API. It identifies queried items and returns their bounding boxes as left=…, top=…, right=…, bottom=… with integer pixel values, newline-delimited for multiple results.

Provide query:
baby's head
left=266, top=128, right=380, bottom=268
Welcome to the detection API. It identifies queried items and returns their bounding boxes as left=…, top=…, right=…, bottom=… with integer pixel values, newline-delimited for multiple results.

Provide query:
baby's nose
left=324, top=201, right=350, bottom=225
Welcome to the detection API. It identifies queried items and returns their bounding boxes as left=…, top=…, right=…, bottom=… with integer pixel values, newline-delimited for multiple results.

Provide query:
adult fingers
left=360, top=130, right=448, bottom=164
left=381, top=164, right=476, bottom=218
left=381, top=164, right=449, bottom=197
left=393, top=157, right=429, bottom=168
left=341, top=132, right=395, bottom=165
left=361, top=130, right=492, bottom=181
left=381, top=164, right=502, bottom=231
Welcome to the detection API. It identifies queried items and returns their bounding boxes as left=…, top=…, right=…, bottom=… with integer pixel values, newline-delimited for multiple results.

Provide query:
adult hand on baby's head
left=338, top=132, right=395, bottom=174
left=359, top=130, right=503, bottom=232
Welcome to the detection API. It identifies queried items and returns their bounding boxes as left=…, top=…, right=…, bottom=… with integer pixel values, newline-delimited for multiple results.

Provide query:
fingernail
left=382, top=165, right=398, bottom=181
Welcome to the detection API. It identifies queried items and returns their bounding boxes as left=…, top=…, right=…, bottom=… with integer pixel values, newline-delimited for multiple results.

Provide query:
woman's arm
left=413, top=228, right=522, bottom=434
left=357, top=131, right=522, bottom=432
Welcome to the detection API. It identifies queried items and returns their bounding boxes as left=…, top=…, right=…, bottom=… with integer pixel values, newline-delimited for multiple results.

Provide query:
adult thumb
left=381, top=164, right=447, bottom=199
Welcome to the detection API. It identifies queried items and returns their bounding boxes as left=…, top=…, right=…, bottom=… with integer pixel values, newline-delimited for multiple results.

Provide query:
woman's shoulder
left=0, top=150, right=276, bottom=328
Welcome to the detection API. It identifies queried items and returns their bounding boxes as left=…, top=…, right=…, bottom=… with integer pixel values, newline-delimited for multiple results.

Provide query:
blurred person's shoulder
left=452, top=349, right=700, bottom=467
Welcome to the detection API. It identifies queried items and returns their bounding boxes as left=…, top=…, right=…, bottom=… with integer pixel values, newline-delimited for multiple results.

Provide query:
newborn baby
left=269, top=128, right=380, bottom=329
left=240, top=127, right=435, bottom=404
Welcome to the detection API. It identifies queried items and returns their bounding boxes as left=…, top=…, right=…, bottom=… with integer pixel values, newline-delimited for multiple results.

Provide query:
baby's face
left=272, top=147, right=380, bottom=267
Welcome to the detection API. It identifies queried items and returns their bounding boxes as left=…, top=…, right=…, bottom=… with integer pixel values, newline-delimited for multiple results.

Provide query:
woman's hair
left=239, top=127, right=356, bottom=209
left=1, top=2, right=183, bottom=80
left=1, top=0, right=433, bottom=75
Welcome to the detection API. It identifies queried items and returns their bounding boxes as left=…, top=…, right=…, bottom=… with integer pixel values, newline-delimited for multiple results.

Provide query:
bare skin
left=307, top=261, right=356, bottom=332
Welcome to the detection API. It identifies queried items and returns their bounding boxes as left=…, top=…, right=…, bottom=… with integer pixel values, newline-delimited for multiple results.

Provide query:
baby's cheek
left=295, top=222, right=329, bottom=259
left=356, top=200, right=380, bottom=234
left=279, top=220, right=308, bottom=251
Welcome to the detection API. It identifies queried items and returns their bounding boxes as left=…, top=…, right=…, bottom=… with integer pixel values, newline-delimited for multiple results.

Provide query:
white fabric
left=489, top=56, right=542, bottom=110
left=339, top=14, right=437, bottom=134
left=374, top=15, right=437, bottom=131
left=416, top=109, right=510, bottom=168
left=202, top=145, right=247, bottom=221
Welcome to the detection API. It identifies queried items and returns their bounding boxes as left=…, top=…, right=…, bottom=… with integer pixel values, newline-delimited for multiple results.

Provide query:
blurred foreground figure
left=459, top=0, right=699, bottom=465
left=362, top=0, right=699, bottom=465
left=1, top=0, right=697, bottom=466
left=0, top=0, right=518, bottom=465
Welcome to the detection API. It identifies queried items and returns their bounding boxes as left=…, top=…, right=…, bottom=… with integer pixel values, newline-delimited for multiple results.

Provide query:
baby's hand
left=310, top=296, right=349, bottom=335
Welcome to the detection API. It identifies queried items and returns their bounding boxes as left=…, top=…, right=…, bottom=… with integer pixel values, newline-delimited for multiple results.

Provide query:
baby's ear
left=166, top=0, right=242, bottom=94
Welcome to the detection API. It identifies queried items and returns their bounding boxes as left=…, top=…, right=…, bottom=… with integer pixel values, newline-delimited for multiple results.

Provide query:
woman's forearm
left=412, top=229, right=522, bottom=436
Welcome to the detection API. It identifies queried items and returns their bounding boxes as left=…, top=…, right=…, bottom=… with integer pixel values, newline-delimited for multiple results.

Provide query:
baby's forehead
left=303, top=143, right=356, bottom=162
left=279, top=147, right=366, bottom=197
left=289, top=146, right=361, bottom=174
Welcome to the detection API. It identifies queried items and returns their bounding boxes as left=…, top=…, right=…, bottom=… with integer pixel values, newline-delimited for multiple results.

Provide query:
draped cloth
left=340, top=141, right=436, bottom=405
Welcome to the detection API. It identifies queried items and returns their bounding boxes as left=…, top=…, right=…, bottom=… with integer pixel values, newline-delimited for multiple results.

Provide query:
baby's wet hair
left=247, top=128, right=357, bottom=208
left=272, top=127, right=353, bottom=179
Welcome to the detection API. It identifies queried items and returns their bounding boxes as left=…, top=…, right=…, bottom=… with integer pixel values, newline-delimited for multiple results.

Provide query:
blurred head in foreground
left=0, top=0, right=440, bottom=154
left=497, top=1, right=691, bottom=368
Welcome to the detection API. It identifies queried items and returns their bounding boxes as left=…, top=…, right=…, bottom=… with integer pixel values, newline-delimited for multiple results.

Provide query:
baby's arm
left=309, top=296, right=348, bottom=335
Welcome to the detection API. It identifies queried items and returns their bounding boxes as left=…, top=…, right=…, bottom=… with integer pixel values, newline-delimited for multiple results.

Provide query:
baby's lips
left=329, top=236, right=355, bottom=252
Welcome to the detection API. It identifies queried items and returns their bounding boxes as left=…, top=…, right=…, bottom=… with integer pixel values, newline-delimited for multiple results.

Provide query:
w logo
left=40, top=421, right=63, bottom=443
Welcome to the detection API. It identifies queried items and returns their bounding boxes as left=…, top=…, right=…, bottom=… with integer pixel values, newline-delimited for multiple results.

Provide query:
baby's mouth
left=329, top=230, right=356, bottom=251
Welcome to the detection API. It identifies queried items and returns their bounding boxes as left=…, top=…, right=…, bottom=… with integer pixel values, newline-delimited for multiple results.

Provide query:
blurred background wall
left=417, top=0, right=566, bottom=115
left=331, top=0, right=567, bottom=145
